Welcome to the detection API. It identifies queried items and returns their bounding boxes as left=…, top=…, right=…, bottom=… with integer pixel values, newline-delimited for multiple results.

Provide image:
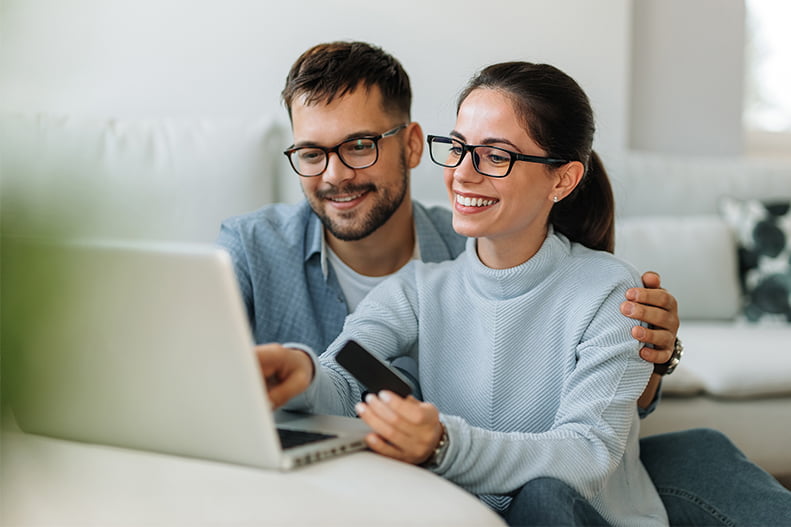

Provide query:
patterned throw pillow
left=719, top=196, right=791, bottom=323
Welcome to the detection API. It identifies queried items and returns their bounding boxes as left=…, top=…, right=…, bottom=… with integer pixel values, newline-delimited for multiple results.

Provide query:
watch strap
left=421, top=423, right=449, bottom=469
left=654, top=337, right=684, bottom=375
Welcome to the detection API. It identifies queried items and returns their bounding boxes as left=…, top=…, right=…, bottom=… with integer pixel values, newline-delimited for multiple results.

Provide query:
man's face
left=290, top=86, right=412, bottom=241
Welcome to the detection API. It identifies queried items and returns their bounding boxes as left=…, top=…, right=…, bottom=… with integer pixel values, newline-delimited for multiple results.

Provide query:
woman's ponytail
left=550, top=151, right=615, bottom=253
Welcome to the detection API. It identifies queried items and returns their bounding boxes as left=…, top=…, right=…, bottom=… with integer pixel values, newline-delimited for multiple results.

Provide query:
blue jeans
left=640, top=428, right=791, bottom=526
left=501, top=477, right=609, bottom=526
left=501, top=429, right=791, bottom=526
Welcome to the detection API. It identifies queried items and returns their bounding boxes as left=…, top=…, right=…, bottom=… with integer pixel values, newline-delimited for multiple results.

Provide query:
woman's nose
left=453, top=151, right=484, bottom=183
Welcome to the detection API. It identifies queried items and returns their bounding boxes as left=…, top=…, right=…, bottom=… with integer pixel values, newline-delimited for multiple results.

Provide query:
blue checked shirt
left=216, top=200, right=466, bottom=354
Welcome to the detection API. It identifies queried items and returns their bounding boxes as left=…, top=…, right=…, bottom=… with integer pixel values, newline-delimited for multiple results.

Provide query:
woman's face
left=444, top=88, right=560, bottom=268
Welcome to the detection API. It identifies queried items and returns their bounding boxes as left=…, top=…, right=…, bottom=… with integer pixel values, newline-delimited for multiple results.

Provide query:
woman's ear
left=404, top=122, right=424, bottom=169
left=552, top=161, right=585, bottom=202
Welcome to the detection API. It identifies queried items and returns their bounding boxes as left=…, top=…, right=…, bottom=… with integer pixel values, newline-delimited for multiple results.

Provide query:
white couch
left=3, top=115, right=790, bottom=486
left=607, top=151, right=791, bottom=482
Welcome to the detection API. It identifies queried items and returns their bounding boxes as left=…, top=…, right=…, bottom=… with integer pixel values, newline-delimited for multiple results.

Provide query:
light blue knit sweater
left=295, top=232, right=668, bottom=525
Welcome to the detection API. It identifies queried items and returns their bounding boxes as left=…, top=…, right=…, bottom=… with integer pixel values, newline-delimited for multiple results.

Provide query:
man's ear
left=404, top=122, right=424, bottom=169
left=552, top=161, right=585, bottom=202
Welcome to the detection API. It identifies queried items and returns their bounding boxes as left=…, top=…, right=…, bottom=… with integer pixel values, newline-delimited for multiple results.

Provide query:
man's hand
left=255, top=343, right=314, bottom=409
left=355, top=391, right=443, bottom=465
left=621, top=271, right=680, bottom=365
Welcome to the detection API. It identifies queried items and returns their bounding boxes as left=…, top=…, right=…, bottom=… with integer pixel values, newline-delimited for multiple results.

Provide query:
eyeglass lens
left=289, top=138, right=378, bottom=177
left=429, top=137, right=512, bottom=177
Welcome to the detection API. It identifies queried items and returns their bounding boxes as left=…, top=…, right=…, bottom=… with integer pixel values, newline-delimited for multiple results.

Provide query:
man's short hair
left=282, top=41, right=411, bottom=122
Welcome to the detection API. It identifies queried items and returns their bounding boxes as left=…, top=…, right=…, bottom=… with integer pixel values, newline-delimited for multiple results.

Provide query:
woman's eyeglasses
left=427, top=135, right=568, bottom=178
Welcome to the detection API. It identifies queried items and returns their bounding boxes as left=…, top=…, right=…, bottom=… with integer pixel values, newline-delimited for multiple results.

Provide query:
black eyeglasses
left=284, top=124, right=408, bottom=177
left=427, top=135, right=568, bottom=178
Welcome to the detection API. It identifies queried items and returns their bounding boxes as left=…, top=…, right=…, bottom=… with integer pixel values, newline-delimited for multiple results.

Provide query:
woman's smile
left=454, top=192, right=499, bottom=209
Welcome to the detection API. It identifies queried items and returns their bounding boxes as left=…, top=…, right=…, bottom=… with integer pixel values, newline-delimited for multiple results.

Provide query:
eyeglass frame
left=283, top=123, right=409, bottom=177
left=426, top=134, right=569, bottom=178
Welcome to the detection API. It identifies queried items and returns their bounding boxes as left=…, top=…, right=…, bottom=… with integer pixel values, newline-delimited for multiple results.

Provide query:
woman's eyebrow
left=451, top=130, right=519, bottom=150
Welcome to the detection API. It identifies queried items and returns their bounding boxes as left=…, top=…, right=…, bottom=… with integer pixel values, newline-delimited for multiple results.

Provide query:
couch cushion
left=719, top=196, right=791, bottom=323
left=662, top=321, right=791, bottom=397
left=615, top=215, right=741, bottom=320
left=656, top=365, right=705, bottom=396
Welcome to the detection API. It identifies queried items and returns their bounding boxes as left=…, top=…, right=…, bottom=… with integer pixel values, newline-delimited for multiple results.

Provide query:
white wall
left=0, top=0, right=631, bottom=205
left=0, top=0, right=751, bottom=207
left=629, top=0, right=746, bottom=156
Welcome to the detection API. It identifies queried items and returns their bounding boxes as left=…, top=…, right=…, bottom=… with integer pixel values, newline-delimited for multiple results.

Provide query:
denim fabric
left=501, top=477, right=610, bottom=526
left=501, top=433, right=791, bottom=527
left=640, top=428, right=791, bottom=526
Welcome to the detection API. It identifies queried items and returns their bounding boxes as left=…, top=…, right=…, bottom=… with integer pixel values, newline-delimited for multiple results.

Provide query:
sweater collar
left=463, top=227, right=570, bottom=299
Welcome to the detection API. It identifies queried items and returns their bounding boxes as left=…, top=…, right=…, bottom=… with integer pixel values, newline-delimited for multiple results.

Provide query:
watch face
left=664, top=357, right=680, bottom=375
left=655, top=339, right=684, bottom=375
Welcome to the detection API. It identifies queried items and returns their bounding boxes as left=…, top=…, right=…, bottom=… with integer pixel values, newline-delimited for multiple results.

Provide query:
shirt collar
left=412, top=201, right=461, bottom=263
left=303, top=207, right=326, bottom=273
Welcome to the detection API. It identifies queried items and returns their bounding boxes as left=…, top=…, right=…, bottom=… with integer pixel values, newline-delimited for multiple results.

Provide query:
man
left=218, top=41, right=791, bottom=525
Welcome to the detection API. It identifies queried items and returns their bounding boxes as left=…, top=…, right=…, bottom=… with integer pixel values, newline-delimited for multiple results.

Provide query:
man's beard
left=308, top=158, right=409, bottom=242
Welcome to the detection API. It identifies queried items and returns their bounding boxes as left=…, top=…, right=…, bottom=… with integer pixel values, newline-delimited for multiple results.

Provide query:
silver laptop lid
left=6, top=240, right=286, bottom=468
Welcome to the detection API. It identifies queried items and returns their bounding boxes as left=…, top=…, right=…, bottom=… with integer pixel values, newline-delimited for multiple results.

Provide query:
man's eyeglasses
left=284, top=124, right=409, bottom=177
left=426, top=135, right=568, bottom=178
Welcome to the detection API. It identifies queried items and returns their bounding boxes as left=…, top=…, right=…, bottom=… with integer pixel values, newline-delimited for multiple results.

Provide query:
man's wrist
left=653, top=338, right=683, bottom=375
left=283, top=342, right=318, bottom=379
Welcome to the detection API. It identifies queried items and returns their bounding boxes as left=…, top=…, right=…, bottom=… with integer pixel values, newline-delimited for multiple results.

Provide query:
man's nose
left=322, top=152, right=355, bottom=185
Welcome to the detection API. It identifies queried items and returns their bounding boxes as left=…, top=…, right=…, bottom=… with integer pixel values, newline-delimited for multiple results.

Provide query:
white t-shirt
left=325, top=236, right=421, bottom=312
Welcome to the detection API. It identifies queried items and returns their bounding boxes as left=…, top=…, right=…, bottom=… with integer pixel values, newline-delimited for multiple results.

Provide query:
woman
left=258, top=62, right=667, bottom=525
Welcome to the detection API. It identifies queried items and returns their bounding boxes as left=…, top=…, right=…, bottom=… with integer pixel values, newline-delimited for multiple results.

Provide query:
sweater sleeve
left=433, top=279, right=652, bottom=500
left=297, top=265, right=421, bottom=417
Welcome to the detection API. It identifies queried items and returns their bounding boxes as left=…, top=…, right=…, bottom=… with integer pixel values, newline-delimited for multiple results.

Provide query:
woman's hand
left=355, top=391, right=443, bottom=465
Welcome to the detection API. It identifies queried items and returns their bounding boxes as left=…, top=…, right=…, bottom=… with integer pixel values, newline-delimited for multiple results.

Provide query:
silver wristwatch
left=653, top=338, right=684, bottom=375
left=421, top=423, right=449, bottom=469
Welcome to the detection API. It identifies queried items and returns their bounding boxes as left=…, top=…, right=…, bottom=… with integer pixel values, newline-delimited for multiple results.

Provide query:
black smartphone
left=335, top=340, right=413, bottom=398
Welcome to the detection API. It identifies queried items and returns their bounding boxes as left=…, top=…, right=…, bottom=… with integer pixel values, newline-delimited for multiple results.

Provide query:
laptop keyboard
left=277, top=428, right=337, bottom=449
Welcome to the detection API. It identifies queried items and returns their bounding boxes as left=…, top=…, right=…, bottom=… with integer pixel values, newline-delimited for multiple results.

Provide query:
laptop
left=4, top=239, right=370, bottom=470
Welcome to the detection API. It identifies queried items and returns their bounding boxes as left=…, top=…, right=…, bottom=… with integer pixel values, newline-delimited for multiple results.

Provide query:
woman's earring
left=553, top=196, right=559, bottom=203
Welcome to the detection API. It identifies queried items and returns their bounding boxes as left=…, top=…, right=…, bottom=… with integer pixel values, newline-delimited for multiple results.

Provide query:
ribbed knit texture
left=302, top=232, right=668, bottom=526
